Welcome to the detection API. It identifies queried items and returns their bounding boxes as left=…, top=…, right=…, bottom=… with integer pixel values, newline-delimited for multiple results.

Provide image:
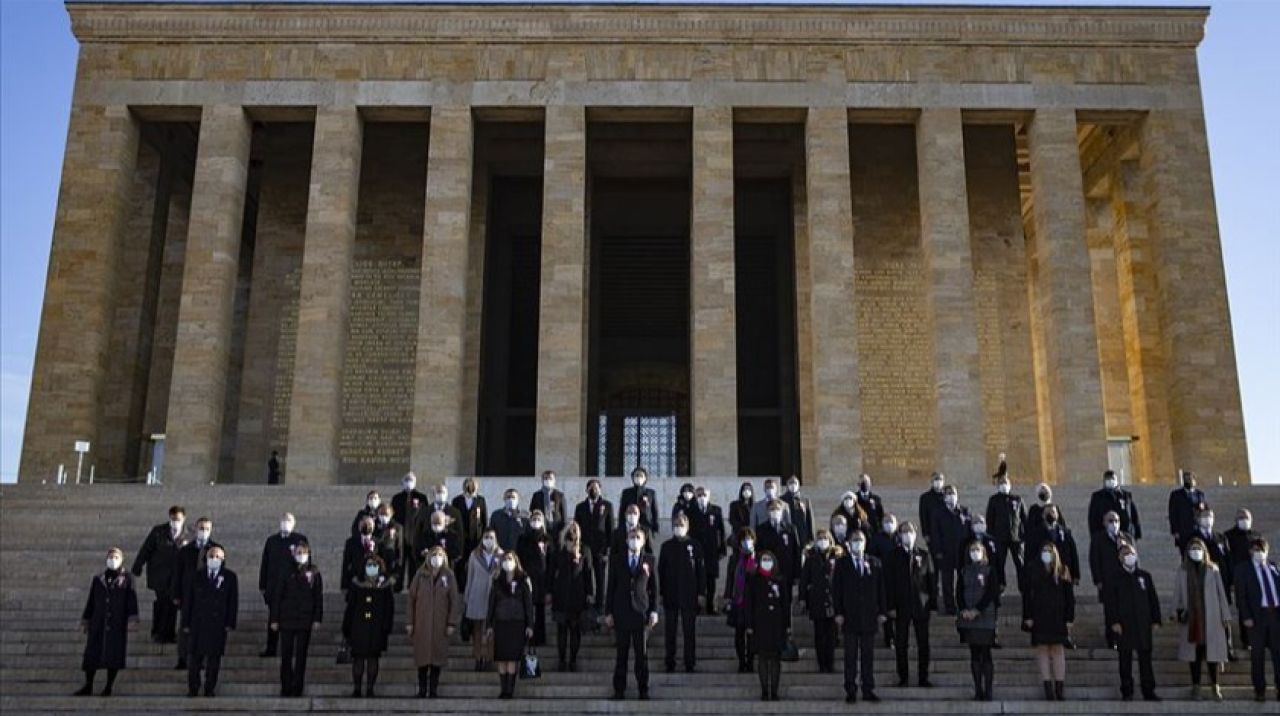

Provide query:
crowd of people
left=76, top=466, right=1280, bottom=704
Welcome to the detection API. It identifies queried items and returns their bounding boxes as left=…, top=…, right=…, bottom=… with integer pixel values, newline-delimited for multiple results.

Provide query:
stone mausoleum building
left=20, top=1, right=1250, bottom=487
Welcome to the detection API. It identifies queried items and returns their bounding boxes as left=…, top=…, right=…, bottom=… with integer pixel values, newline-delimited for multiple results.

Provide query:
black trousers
left=939, top=567, right=957, bottom=613
left=1189, top=645, right=1220, bottom=685
left=279, top=628, right=312, bottom=695
left=613, top=627, right=649, bottom=694
left=151, top=589, right=177, bottom=641
left=664, top=603, right=697, bottom=668
left=532, top=595, right=547, bottom=646
left=895, top=613, right=931, bottom=682
left=187, top=653, right=221, bottom=694
left=992, top=540, right=1023, bottom=588
left=590, top=554, right=608, bottom=609
left=176, top=607, right=190, bottom=663
left=704, top=561, right=720, bottom=612
left=734, top=622, right=753, bottom=665
left=1249, top=609, right=1280, bottom=694
left=812, top=617, right=836, bottom=671
left=1118, top=647, right=1155, bottom=697
left=842, top=630, right=876, bottom=696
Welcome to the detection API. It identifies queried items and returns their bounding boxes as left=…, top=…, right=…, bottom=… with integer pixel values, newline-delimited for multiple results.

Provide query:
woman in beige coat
left=407, top=545, right=462, bottom=698
left=1173, top=536, right=1233, bottom=701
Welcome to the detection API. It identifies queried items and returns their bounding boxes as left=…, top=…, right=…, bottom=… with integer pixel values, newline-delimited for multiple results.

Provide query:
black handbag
left=336, top=640, right=352, bottom=665
left=780, top=638, right=801, bottom=662
left=520, top=646, right=542, bottom=679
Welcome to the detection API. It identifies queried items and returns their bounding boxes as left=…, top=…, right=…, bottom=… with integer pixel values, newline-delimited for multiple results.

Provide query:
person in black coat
left=619, top=466, right=660, bottom=535
left=961, top=515, right=1002, bottom=589
left=689, top=486, right=727, bottom=614
left=75, top=548, right=139, bottom=697
left=755, top=499, right=802, bottom=593
left=870, top=513, right=899, bottom=648
left=271, top=542, right=324, bottom=697
left=423, top=482, right=464, bottom=545
left=986, top=475, right=1027, bottom=590
left=728, top=481, right=754, bottom=537
left=350, top=490, right=382, bottom=537
left=928, top=486, right=970, bottom=614
left=659, top=513, right=706, bottom=672
left=182, top=544, right=238, bottom=698
left=393, top=473, right=429, bottom=575
left=613, top=504, right=655, bottom=557
left=833, top=531, right=887, bottom=703
left=575, top=479, right=614, bottom=610
left=530, top=471, right=568, bottom=546
left=418, top=509, right=463, bottom=576
left=373, top=503, right=406, bottom=591
left=1234, top=537, right=1280, bottom=702
left=1026, top=483, right=1059, bottom=542
left=1168, top=470, right=1209, bottom=552
left=1029, top=504, right=1081, bottom=583
left=856, top=473, right=885, bottom=528
left=490, top=489, right=528, bottom=552
left=487, top=554, right=535, bottom=699
left=885, top=522, right=936, bottom=687
left=344, top=516, right=381, bottom=592
left=342, top=554, right=394, bottom=697
left=1105, top=542, right=1162, bottom=701
left=258, top=512, right=305, bottom=657
left=671, top=482, right=697, bottom=522
left=605, top=528, right=659, bottom=700
left=1227, top=509, right=1263, bottom=648
left=516, top=511, right=553, bottom=646
left=451, top=476, right=488, bottom=590
left=549, top=522, right=594, bottom=670
left=1091, top=511, right=1136, bottom=649
left=1022, top=542, right=1075, bottom=701
left=131, top=505, right=188, bottom=644
left=832, top=490, right=871, bottom=537
left=1186, top=507, right=1233, bottom=600
left=745, top=551, right=792, bottom=701
left=1088, top=470, right=1142, bottom=540
left=799, top=530, right=841, bottom=673
left=918, top=472, right=948, bottom=546
left=171, top=517, right=219, bottom=670
left=782, top=475, right=815, bottom=546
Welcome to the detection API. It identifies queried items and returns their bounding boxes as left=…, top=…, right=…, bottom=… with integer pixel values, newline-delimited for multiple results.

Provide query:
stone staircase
left=2, top=480, right=1279, bottom=714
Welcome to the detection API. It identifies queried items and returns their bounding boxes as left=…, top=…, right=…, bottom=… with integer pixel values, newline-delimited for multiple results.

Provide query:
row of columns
left=20, top=102, right=1248, bottom=485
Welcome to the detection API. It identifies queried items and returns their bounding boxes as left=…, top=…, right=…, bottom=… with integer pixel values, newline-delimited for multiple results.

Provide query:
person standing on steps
left=745, top=550, right=791, bottom=702
left=688, top=485, right=726, bottom=615
left=490, top=488, right=528, bottom=553
left=182, top=544, right=237, bottom=698
left=1235, top=537, right=1280, bottom=703
left=799, top=528, right=842, bottom=674
left=171, top=516, right=219, bottom=671
left=1227, top=509, right=1263, bottom=650
left=918, top=472, right=948, bottom=550
left=451, top=476, right=488, bottom=592
left=130, top=505, right=187, bottom=646
left=620, top=466, right=660, bottom=535
left=986, top=473, right=1027, bottom=590
left=517, top=509, right=553, bottom=646
left=1174, top=535, right=1233, bottom=702
left=530, top=470, right=568, bottom=548
left=408, top=545, right=461, bottom=699
left=606, top=527, right=659, bottom=701
left=271, top=541, right=323, bottom=698
left=1092, top=510, right=1136, bottom=650
left=1021, top=542, right=1074, bottom=701
left=487, top=552, right=534, bottom=700
left=612, top=503, right=654, bottom=557
left=75, top=547, right=139, bottom=697
left=750, top=478, right=792, bottom=529
left=257, top=512, right=305, bottom=657
left=929, top=484, right=970, bottom=615
left=549, top=521, right=595, bottom=671
left=373, top=502, right=406, bottom=591
left=1088, top=469, right=1142, bottom=542
left=659, top=512, right=705, bottom=673
left=343, top=554, right=393, bottom=698
left=574, top=479, right=614, bottom=612
left=755, top=499, right=801, bottom=598
left=349, top=490, right=382, bottom=537
left=855, top=473, right=884, bottom=529
left=1104, top=542, right=1162, bottom=702
left=956, top=540, right=1000, bottom=702
left=392, top=472, right=429, bottom=576
left=833, top=529, right=886, bottom=704
left=1169, top=469, right=1210, bottom=553
left=725, top=527, right=759, bottom=674
left=885, top=521, right=936, bottom=688
left=782, top=475, right=815, bottom=547
left=870, top=512, right=899, bottom=649
left=463, top=529, right=502, bottom=671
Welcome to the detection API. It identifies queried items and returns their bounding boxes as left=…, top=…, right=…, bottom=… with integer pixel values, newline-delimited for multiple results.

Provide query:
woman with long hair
left=1174, top=536, right=1233, bottom=701
left=407, top=545, right=461, bottom=698
left=956, top=539, right=1000, bottom=701
left=724, top=526, right=759, bottom=673
left=1022, top=542, right=1075, bottom=700
left=487, top=551, right=534, bottom=699
left=799, top=528, right=842, bottom=673
left=463, top=529, right=502, bottom=671
left=549, top=521, right=594, bottom=670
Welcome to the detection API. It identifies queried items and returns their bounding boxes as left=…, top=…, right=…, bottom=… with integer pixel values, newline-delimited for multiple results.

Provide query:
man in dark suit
left=530, top=470, right=568, bottom=546
left=856, top=473, right=885, bottom=529
left=1234, top=537, right=1280, bottom=703
left=257, top=512, right=305, bottom=657
left=1088, top=470, right=1143, bottom=540
left=350, top=490, right=382, bottom=537
left=343, top=516, right=379, bottom=591
left=605, top=528, right=659, bottom=700
left=782, top=475, right=814, bottom=547
left=391, top=472, right=428, bottom=552
left=373, top=503, right=406, bottom=591
left=613, top=504, right=655, bottom=556
left=575, top=479, right=614, bottom=610
left=183, top=544, right=238, bottom=697
left=171, top=517, right=220, bottom=670
left=659, top=514, right=705, bottom=672
left=756, top=499, right=802, bottom=595
left=131, top=505, right=188, bottom=644
left=1227, top=509, right=1264, bottom=648
left=833, top=530, right=886, bottom=703
left=918, top=472, right=947, bottom=549
left=422, top=482, right=464, bottom=546
left=928, top=486, right=969, bottom=614
left=620, top=467, right=660, bottom=535
left=885, top=522, right=936, bottom=687
left=1187, top=508, right=1233, bottom=598
left=451, top=476, right=488, bottom=590
left=1168, top=470, right=1209, bottom=552
left=1104, top=543, right=1162, bottom=701
left=490, top=489, right=528, bottom=552
left=688, top=485, right=726, bottom=614
left=985, top=475, right=1027, bottom=589
left=1091, top=510, right=1136, bottom=649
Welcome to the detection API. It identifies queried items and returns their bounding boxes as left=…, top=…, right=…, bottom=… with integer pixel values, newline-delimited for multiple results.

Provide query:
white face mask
left=434, top=492, right=447, bottom=503
left=764, top=487, right=778, bottom=499
left=843, top=498, right=855, bottom=509
left=882, top=522, right=895, bottom=535
left=403, top=479, right=415, bottom=491
left=482, top=538, right=497, bottom=551
left=769, top=511, right=783, bottom=523
left=743, top=539, right=754, bottom=552
left=207, top=557, right=223, bottom=571
left=625, top=514, right=639, bottom=527
left=106, top=556, right=122, bottom=570
left=280, top=521, right=293, bottom=534
left=902, top=533, right=917, bottom=548
left=969, top=550, right=983, bottom=562
left=365, top=564, right=380, bottom=577
left=944, top=496, right=957, bottom=508
left=1104, top=478, right=1118, bottom=490
left=530, top=520, right=544, bottom=531
left=1040, top=551, right=1053, bottom=565
left=430, top=555, right=445, bottom=569
left=1254, top=552, right=1268, bottom=565
left=742, top=490, right=753, bottom=501
left=849, top=541, right=865, bottom=555
left=972, top=523, right=986, bottom=536
left=1198, top=518, right=1212, bottom=529
left=682, top=491, right=694, bottom=501
left=627, top=538, right=644, bottom=552
left=295, top=553, right=310, bottom=565
left=760, top=559, right=775, bottom=571
left=786, top=482, right=799, bottom=494
left=696, top=496, right=709, bottom=508
left=367, top=499, right=380, bottom=510
left=932, top=479, right=944, bottom=491
left=1122, top=554, right=1138, bottom=568
left=542, top=480, right=555, bottom=490
left=170, top=519, right=184, bottom=531
left=833, top=525, right=847, bottom=539
left=197, top=529, right=212, bottom=541
left=505, top=498, right=518, bottom=510
left=378, top=515, right=390, bottom=525
left=431, top=522, right=446, bottom=534
left=1239, top=519, right=1253, bottom=531
left=997, top=483, right=1011, bottom=495
left=674, top=525, right=688, bottom=538
left=815, top=539, right=830, bottom=552
left=633, top=476, right=646, bottom=486
left=1106, top=522, right=1120, bottom=536
left=1188, top=549, right=1204, bottom=562
left=502, top=560, right=516, bottom=573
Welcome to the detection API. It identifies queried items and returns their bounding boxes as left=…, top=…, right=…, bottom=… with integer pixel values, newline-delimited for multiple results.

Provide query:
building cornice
left=65, top=3, right=1208, bottom=48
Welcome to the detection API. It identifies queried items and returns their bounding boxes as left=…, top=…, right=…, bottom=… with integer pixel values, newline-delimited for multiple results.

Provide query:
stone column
left=916, top=108, right=986, bottom=481
left=689, top=106, right=738, bottom=476
left=165, top=105, right=253, bottom=485
left=1025, top=108, right=1108, bottom=484
left=1137, top=109, right=1249, bottom=482
left=411, top=106, right=474, bottom=479
left=801, top=107, right=861, bottom=484
left=284, top=107, right=364, bottom=484
left=535, top=105, right=588, bottom=476
left=1085, top=196, right=1133, bottom=442
left=19, top=104, right=139, bottom=482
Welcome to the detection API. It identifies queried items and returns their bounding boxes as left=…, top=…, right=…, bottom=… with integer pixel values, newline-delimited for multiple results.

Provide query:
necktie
left=1262, top=564, right=1277, bottom=608
left=630, top=556, right=638, bottom=572
left=208, top=570, right=216, bottom=583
